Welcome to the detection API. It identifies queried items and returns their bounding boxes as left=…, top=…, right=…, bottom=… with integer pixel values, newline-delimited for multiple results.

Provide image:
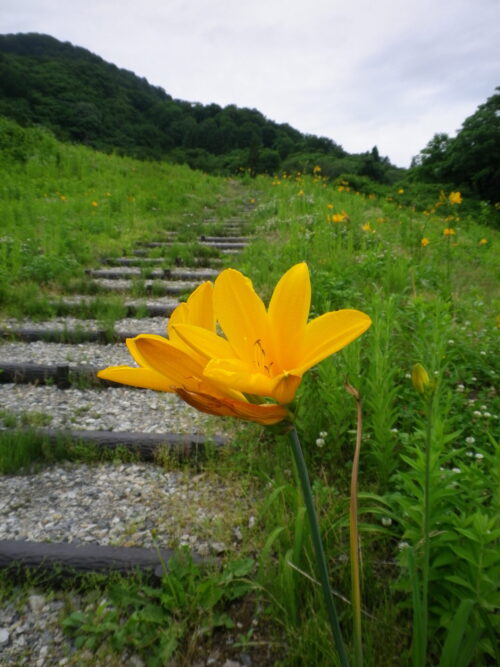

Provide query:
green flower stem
left=348, top=386, right=363, bottom=667
left=289, top=426, right=350, bottom=667
left=421, top=393, right=433, bottom=663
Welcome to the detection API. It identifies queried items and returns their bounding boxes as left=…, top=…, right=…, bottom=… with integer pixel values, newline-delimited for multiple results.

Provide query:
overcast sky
left=1, top=0, right=499, bottom=167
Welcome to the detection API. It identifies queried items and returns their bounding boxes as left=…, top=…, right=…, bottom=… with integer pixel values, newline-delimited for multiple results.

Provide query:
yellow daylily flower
left=174, top=263, right=371, bottom=405
left=97, top=282, right=287, bottom=425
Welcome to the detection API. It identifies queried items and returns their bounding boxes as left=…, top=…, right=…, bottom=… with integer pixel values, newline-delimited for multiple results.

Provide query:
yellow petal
left=172, top=323, right=235, bottom=362
left=168, top=281, right=214, bottom=340
left=296, top=309, right=372, bottom=374
left=125, top=335, right=166, bottom=369
left=176, top=389, right=288, bottom=425
left=214, top=268, right=270, bottom=364
left=268, top=262, right=310, bottom=368
left=97, top=366, right=175, bottom=392
left=133, top=335, right=205, bottom=383
left=204, top=359, right=301, bottom=403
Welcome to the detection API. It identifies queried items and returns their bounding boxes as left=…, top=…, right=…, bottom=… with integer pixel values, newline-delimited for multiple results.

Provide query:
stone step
left=0, top=539, right=180, bottom=580
left=0, top=427, right=226, bottom=457
left=199, top=236, right=252, bottom=243
left=133, top=247, right=237, bottom=257
left=0, top=362, right=107, bottom=387
left=200, top=241, right=248, bottom=249
left=104, top=256, right=223, bottom=267
left=87, top=267, right=219, bottom=281
left=26, top=295, right=178, bottom=318
left=88, top=278, right=198, bottom=295
left=137, top=240, right=247, bottom=250
left=0, top=327, right=151, bottom=343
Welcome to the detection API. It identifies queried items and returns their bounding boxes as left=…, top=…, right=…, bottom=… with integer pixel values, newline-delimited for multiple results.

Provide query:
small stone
left=0, top=628, right=9, bottom=645
left=28, top=595, right=45, bottom=614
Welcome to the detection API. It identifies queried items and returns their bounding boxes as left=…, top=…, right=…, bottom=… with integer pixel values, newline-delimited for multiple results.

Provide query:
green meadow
left=0, top=120, right=499, bottom=666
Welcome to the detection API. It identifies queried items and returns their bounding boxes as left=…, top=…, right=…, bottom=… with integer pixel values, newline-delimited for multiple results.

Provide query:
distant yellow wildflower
left=361, top=223, right=373, bottom=232
left=421, top=238, right=430, bottom=247
left=479, top=238, right=488, bottom=245
left=397, top=188, right=405, bottom=194
left=332, top=211, right=348, bottom=223
left=91, top=201, right=98, bottom=207
left=327, top=203, right=334, bottom=210
left=443, top=228, right=456, bottom=236
left=59, top=195, right=67, bottom=201
left=313, top=165, right=322, bottom=174
left=449, top=192, right=462, bottom=205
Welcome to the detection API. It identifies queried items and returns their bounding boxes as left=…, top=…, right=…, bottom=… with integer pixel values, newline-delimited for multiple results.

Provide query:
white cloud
left=1, top=0, right=499, bottom=166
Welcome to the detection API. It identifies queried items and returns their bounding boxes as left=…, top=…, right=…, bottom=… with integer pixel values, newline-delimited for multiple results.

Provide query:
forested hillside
left=0, top=32, right=401, bottom=181
left=411, top=87, right=500, bottom=203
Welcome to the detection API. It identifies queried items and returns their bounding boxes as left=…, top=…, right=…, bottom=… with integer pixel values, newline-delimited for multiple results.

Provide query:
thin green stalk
left=346, top=382, right=363, bottom=667
left=289, top=426, right=350, bottom=667
left=421, top=392, right=433, bottom=664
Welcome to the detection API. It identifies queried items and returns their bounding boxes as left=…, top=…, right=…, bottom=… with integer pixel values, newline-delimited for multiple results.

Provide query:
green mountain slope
left=0, top=32, right=401, bottom=181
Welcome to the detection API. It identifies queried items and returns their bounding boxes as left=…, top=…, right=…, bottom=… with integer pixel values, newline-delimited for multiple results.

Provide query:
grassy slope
left=0, top=127, right=499, bottom=665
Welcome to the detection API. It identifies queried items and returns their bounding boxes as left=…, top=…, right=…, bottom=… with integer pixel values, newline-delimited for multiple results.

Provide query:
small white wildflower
left=456, top=384, right=465, bottom=392
left=475, top=453, right=484, bottom=460
left=473, top=411, right=482, bottom=417
left=315, top=438, right=325, bottom=448
left=390, top=428, right=399, bottom=434
left=434, top=370, right=439, bottom=376
left=448, top=339, right=455, bottom=345
left=466, top=451, right=474, bottom=457
left=319, top=431, right=328, bottom=438
left=381, top=517, right=392, bottom=526
left=480, top=405, right=487, bottom=410
left=465, top=436, right=476, bottom=444
left=480, top=351, right=487, bottom=356
left=483, top=412, right=491, bottom=418
left=405, top=373, right=411, bottom=379
left=398, top=541, right=410, bottom=551
left=452, top=467, right=461, bottom=473
left=471, top=376, right=477, bottom=381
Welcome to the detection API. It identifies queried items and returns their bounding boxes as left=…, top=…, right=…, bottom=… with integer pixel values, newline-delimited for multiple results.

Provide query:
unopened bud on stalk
left=411, top=363, right=431, bottom=394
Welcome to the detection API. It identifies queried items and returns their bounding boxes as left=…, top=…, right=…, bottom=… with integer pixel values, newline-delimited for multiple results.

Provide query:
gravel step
left=106, top=255, right=224, bottom=267
left=89, top=278, right=198, bottom=295
left=200, top=241, right=248, bottom=249
left=200, top=234, right=253, bottom=246
left=87, top=267, right=219, bottom=280
left=0, top=384, right=223, bottom=435
left=0, top=316, right=168, bottom=340
left=199, top=236, right=252, bottom=243
left=46, top=295, right=180, bottom=317
left=0, top=362, right=100, bottom=387
left=0, top=327, right=158, bottom=343
left=136, top=240, right=246, bottom=250
left=0, top=427, right=227, bottom=458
